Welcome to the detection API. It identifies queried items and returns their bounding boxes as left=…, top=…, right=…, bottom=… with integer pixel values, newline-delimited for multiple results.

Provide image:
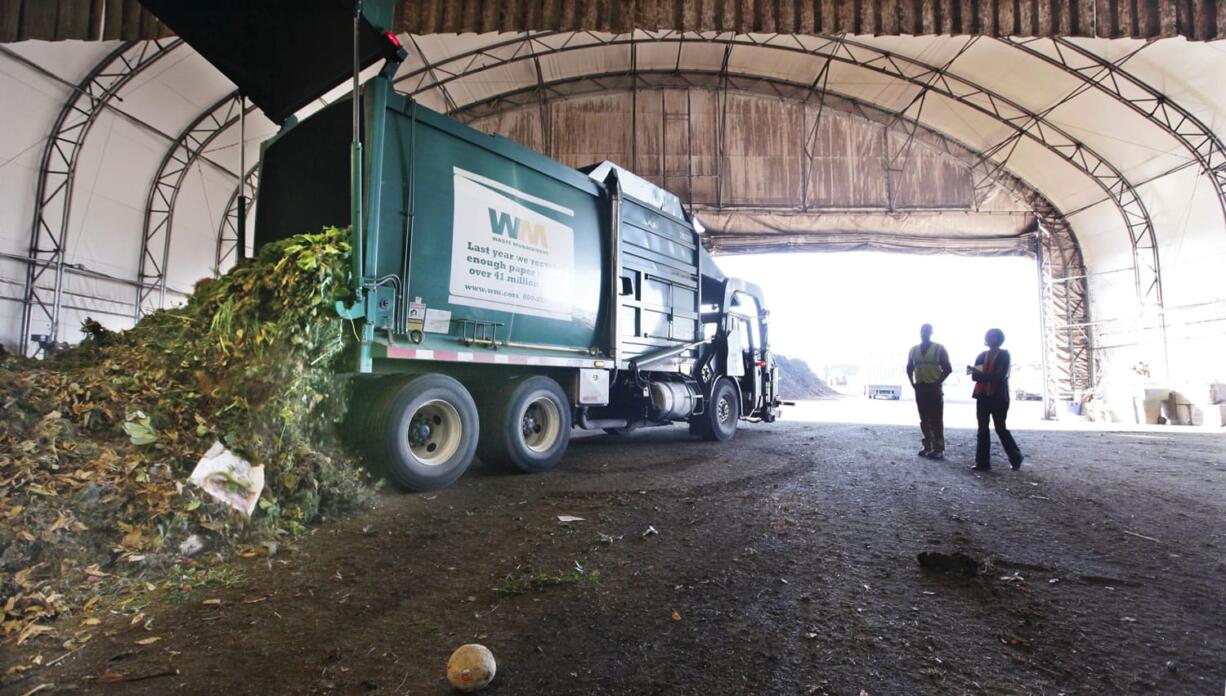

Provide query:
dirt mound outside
left=774, top=354, right=838, bottom=400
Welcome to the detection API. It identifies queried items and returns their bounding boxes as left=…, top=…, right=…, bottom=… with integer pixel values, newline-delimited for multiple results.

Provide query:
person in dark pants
left=968, top=328, right=1023, bottom=471
left=906, top=323, right=952, bottom=460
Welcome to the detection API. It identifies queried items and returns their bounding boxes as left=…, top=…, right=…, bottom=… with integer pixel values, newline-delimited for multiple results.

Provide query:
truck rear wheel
left=478, top=376, right=571, bottom=473
left=379, top=374, right=479, bottom=491
left=691, top=378, right=739, bottom=441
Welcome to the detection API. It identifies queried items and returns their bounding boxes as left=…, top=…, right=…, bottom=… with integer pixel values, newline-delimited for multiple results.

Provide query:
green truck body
left=259, top=90, right=705, bottom=371
left=138, top=0, right=782, bottom=491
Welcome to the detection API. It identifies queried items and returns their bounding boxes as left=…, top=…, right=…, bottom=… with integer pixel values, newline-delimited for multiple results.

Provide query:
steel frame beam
left=18, top=38, right=180, bottom=356
left=1001, top=36, right=1226, bottom=228
left=394, top=30, right=1163, bottom=314
left=136, top=91, right=253, bottom=316
left=215, top=166, right=261, bottom=273
left=1034, top=200, right=1094, bottom=415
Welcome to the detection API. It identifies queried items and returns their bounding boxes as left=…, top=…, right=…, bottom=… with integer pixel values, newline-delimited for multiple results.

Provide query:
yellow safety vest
left=911, top=343, right=944, bottom=384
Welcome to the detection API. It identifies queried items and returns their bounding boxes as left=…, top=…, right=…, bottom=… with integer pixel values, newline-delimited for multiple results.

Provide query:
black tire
left=478, top=376, right=571, bottom=473
left=377, top=374, right=479, bottom=491
left=344, top=376, right=397, bottom=452
left=691, top=378, right=739, bottom=441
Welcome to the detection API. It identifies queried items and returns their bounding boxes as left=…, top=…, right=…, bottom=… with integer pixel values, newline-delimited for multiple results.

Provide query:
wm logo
left=488, top=209, right=549, bottom=249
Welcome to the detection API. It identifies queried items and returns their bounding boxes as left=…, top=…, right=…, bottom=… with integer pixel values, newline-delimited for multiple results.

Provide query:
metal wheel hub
left=717, top=396, right=732, bottom=425
left=521, top=396, right=562, bottom=453
left=405, top=399, right=463, bottom=466
left=408, top=420, right=433, bottom=445
left=522, top=414, right=539, bottom=437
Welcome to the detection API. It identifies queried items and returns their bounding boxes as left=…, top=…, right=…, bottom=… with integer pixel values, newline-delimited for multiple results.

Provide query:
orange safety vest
left=972, top=350, right=998, bottom=398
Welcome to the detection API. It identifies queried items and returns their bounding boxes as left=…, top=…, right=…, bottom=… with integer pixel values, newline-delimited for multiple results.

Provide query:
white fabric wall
left=0, top=41, right=117, bottom=351
left=0, top=41, right=263, bottom=353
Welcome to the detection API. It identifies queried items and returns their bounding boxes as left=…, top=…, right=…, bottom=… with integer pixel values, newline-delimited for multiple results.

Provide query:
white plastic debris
left=556, top=515, right=585, bottom=523
left=178, top=534, right=205, bottom=557
left=189, top=442, right=265, bottom=516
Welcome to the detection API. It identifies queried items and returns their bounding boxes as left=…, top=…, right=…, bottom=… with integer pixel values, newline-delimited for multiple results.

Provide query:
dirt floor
left=4, top=401, right=1225, bottom=695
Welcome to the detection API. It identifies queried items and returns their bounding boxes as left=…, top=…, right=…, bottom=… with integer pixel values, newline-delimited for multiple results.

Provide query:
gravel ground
left=4, top=403, right=1224, bottom=695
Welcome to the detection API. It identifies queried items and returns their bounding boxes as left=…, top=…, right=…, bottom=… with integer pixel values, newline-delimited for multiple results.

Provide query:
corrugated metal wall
left=3, top=0, right=1224, bottom=43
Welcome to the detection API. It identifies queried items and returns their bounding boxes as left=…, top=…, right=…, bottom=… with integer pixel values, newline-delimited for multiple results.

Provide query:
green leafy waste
left=0, top=226, right=376, bottom=644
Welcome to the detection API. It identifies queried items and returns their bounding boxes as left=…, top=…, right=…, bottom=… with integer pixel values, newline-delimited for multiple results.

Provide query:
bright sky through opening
left=715, top=251, right=1042, bottom=386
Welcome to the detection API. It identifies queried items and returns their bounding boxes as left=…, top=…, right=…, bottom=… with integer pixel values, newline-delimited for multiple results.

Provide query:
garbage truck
left=139, top=0, right=782, bottom=491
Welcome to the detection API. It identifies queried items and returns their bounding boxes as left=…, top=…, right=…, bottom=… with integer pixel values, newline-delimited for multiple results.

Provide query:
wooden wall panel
left=469, top=107, right=546, bottom=153
left=57, top=0, right=89, bottom=41
left=447, top=88, right=994, bottom=215
left=548, top=93, right=631, bottom=170
left=0, top=0, right=21, bottom=42
left=662, top=89, right=694, bottom=204
left=805, top=109, right=890, bottom=208
left=719, top=94, right=803, bottom=206
left=889, top=132, right=974, bottom=207
left=688, top=89, right=720, bottom=205
left=633, top=89, right=666, bottom=186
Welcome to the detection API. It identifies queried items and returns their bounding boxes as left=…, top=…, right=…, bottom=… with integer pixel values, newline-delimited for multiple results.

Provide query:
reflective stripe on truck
left=381, top=344, right=604, bottom=369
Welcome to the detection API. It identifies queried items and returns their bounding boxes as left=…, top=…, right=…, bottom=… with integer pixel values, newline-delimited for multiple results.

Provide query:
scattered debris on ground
left=3, top=422, right=1223, bottom=693
left=493, top=565, right=602, bottom=598
left=0, top=227, right=375, bottom=647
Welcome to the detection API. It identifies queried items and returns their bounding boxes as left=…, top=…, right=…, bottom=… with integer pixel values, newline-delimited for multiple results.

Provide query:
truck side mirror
left=619, top=276, right=633, bottom=296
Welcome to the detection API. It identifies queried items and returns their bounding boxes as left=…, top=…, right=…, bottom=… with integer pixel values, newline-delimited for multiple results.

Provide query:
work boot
left=1010, top=455, right=1024, bottom=470
left=971, top=463, right=991, bottom=471
left=918, top=449, right=931, bottom=458
left=928, top=450, right=945, bottom=461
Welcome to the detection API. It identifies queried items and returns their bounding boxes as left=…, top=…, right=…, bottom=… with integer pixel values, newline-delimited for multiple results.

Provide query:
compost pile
left=774, top=355, right=838, bottom=400
left=0, top=227, right=375, bottom=647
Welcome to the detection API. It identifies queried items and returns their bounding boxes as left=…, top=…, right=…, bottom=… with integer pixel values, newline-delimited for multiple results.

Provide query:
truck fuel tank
left=650, top=381, right=700, bottom=420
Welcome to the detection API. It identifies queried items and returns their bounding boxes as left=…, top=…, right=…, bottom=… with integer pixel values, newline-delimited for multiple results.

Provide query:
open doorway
left=716, top=251, right=1044, bottom=427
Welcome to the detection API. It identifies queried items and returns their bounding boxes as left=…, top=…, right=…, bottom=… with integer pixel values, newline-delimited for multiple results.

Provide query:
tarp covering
left=697, top=209, right=1036, bottom=257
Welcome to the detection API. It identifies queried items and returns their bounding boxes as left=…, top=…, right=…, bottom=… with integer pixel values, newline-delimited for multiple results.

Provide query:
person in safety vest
left=968, top=328, right=1024, bottom=471
left=906, top=323, right=952, bottom=460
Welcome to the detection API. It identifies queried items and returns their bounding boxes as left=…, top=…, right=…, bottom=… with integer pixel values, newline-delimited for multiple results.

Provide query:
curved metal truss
left=18, top=38, right=180, bottom=355
left=1000, top=36, right=1226, bottom=227
left=394, top=31, right=1164, bottom=315
left=214, top=166, right=260, bottom=274
left=136, top=91, right=253, bottom=316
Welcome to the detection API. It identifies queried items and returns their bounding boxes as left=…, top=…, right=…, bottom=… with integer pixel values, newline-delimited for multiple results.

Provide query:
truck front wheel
left=379, top=374, right=479, bottom=491
left=479, top=376, right=571, bottom=473
left=691, top=378, right=739, bottom=441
